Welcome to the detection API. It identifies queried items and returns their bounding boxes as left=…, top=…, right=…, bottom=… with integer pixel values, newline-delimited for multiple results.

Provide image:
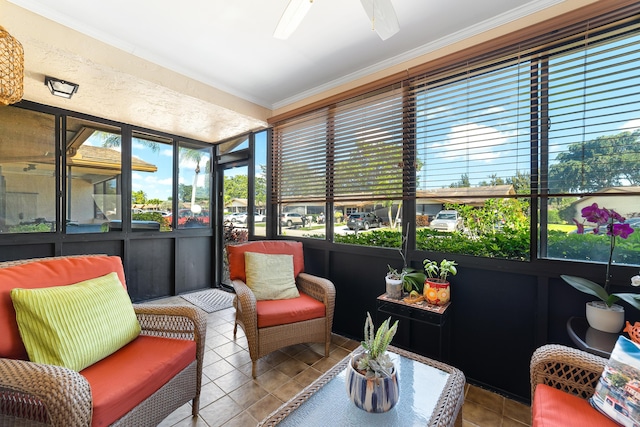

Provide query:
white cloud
left=622, top=119, right=640, bottom=132
left=485, top=106, right=506, bottom=115
left=444, top=123, right=510, bottom=161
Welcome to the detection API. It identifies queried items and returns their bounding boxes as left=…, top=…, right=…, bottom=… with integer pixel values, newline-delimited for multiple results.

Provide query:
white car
left=429, top=210, right=463, bottom=232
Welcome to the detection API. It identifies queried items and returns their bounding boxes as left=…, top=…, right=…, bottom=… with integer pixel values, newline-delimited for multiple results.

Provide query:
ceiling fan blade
left=273, top=0, right=314, bottom=40
left=360, top=0, right=400, bottom=40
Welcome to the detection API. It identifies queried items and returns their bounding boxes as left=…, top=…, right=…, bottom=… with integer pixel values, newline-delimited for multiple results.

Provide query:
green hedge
left=332, top=227, right=639, bottom=264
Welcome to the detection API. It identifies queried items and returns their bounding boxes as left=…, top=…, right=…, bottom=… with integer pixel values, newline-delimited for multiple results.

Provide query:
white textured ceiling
left=3, top=0, right=567, bottom=142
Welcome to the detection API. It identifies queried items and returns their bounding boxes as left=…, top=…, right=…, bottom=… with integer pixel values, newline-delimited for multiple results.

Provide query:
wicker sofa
left=530, top=344, right=620, bottom=427
left=0, top=255, right=207, bottom=427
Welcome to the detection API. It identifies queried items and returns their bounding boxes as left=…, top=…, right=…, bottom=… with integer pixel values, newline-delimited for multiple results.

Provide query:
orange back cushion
left=227, top=240, right=304, bottom=282
left=0, top=256, right=127, bottom=360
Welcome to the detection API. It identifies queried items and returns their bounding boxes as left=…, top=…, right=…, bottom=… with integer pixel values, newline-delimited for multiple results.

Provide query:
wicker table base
left=259, top=345, right=465, bottom=426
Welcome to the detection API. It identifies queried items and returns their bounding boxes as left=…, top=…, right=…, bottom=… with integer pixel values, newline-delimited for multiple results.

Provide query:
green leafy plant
left=386, top=265, right=401, bottom=280
left=561, top=203, right=640, bottom=310
left=393, top=223, right=427, bottom=292
left=423, top=258, right=458, bottom=282
left=357, top=312, right=398, bottom=379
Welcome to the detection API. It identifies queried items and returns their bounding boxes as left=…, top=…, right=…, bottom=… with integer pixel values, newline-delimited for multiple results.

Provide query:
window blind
left=544, top=17, right=640, bottom=196
left=272, top=7, right=640, bottom=208
left=272, top=84, right=408, bottom=204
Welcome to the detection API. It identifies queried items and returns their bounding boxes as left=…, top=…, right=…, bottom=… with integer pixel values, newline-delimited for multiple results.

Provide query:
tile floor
left=153, top=296, right=532, bottom=427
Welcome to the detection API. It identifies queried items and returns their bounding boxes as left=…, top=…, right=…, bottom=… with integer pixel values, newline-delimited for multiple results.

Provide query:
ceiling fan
left=274, top=0, right=400, bottom=41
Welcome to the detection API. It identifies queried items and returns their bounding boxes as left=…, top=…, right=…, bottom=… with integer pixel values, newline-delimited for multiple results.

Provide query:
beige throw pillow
left=244, top=252, right=300, bottom=300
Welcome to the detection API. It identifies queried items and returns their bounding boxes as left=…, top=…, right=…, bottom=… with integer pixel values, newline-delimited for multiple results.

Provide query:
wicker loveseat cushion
left=245, top=252, right=299, bottom=300
left=228, top=240, right=304, bottom=282
left=533, top=384, right=618, bottom=427
left=0, top=256, right=127, bottom=360
left=81, top=335, right=196, bottom=427
left=11, top=272, right=140, bottom=371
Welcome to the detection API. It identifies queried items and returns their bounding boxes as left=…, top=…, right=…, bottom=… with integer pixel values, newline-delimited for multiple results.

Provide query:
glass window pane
left=415, top=198, right=530, bottom=260
left=333, top=203, right=397, bottom=247
left=178, top=143, right=211, bottom=229
left=0, top=107, right=56, bottom=233
left=66, top=117, right=122, bottom=234
left=254, top=131, right=267, bottom=237
left=131, top=132, right=173, bottom=232
left=223, top=165, right=248, bottom=230
left=545, top=196, right=640, bottom=266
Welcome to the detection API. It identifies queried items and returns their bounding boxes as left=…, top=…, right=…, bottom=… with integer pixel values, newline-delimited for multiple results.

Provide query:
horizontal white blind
left=272, top=9, right=640, bottom=207
left=272, top=108, right=328, bottom=203
left=411, top=48, right=532, bottom=198
left=545, top=18, right=640, bottom=195
left=272, top=85, right=407, bottom=204
left=332, top=86, right=406, bottom=202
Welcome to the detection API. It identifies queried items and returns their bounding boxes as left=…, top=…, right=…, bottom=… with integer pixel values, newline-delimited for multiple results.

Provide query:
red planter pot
left=423, top=279, right=450, bottom=306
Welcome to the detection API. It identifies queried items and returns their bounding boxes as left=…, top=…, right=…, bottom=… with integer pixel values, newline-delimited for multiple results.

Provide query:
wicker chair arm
left=133, top=304, right=207, bottom=343
left=296, top=272, right=335, bottom=304
left=232, top=279, right=258, bottom=332
left=530, top=344, right=607, bottom=401
left=0, top=358, right=92, bottom=426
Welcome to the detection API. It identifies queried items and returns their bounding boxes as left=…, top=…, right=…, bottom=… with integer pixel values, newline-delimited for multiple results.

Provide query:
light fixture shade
left=45, top=76, right=79, bottom=99
left=0, top=26, right=24, bottom=106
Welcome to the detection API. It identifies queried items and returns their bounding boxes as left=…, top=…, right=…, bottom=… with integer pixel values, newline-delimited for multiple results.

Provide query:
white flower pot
left=585, top=301, right=625, bottom=333
left=385, top=276, right=403, bottom=299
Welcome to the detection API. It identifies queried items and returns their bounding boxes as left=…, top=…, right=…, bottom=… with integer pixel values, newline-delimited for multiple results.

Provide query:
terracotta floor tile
left=227, top=381, right=269, bottom=409
left=245, top=394, right=284, bottom=422
left=158, top=300, right=531, bottom=427
left=504, top=397, right=532, bottom=425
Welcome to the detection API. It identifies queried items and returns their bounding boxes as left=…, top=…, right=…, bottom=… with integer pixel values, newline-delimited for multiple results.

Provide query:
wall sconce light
left=44, top=76, right=79, bottom=99
left=0, top=26, right=24, bottom=106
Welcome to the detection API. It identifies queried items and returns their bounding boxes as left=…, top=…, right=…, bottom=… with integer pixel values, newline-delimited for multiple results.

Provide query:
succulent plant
left=356, top=312, right=398, bottom=379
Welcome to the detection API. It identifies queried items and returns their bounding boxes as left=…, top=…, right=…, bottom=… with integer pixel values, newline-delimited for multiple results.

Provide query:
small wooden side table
left=566, top=316, right=617, bottom=358
left=376, top=294, right=451, bottom=362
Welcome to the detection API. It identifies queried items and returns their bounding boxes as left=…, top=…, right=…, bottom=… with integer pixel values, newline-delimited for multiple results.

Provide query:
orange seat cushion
left=227, top=240, right=304, bottom=282
left=532, top=384, right=618, bottom=427
left=0, top=256, right=126, bottom=360
left=256, top=291, right=326, bottom=328
left=81, top=335, right=196, bottom=427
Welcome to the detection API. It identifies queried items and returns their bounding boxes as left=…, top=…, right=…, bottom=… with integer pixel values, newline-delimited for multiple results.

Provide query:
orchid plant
left=562, top=203, right=640, bottom=310
left=392, top=223, right=426, bottom=293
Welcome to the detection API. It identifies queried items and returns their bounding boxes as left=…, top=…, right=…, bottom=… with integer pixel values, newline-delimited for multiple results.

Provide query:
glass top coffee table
left=259, top=345, right=465, bottom=426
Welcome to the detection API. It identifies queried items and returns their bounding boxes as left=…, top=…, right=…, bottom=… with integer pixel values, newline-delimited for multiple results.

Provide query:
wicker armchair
left=530, top=344, right=607, bottom=401
left=0, top=255, right=207, bottom=427
left=227, top=241, right=336, bottom=378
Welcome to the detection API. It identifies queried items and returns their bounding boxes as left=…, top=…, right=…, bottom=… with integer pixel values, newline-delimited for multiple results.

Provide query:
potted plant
left=561, top=203, right=640, bottom=333
left=386, top=223, right=427, bottom=299
left=423, top=258, right=457, bottom=306
left=385, top=265, right=403, bottom=299
left=346, top=312, right=399, bottom=413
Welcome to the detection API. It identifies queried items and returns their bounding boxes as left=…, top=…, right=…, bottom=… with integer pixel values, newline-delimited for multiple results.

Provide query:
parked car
left=166, top=208, right=210, bottom=226
left=429, top=210, right=463, bottom=232
left=347, top=212, right=382, bottom=230
left=254, top=212, right=266, bottom=222
left=229, top=212, right=248, bottom=223
left=280, top=212, right=304, bottom=227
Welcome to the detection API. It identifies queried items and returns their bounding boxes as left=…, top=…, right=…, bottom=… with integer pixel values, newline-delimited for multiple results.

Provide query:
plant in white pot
left=423, top=258, right=457, bottom=306
left=562, top=203, right=640, bottom=333
left=346, top=312, right=399, bottom=413
left=385, top=265, right=403, bottom=299
left=386, top=223, right=426, bottom=299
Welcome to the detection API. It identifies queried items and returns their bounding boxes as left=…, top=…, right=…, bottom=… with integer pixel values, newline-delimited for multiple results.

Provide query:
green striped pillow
left=10, top=272, right=140, bottom=372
